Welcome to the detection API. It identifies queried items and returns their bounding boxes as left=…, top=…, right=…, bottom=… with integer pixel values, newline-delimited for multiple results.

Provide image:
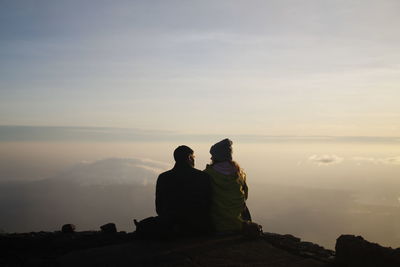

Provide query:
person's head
left=210, top=138, right=243, bottom=177
left=210, top=138, right=233, bottom=163
left=173, top=145, right=195, bottom=167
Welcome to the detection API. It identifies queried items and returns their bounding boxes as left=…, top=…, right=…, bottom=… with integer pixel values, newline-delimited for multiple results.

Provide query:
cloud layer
left=352, top=156, right=400, bottom=165
left=307, top=155, right=400, bottom=166
left=0, top=157, right=171, bottom=232
left=54, top=158, right=170, bottom=186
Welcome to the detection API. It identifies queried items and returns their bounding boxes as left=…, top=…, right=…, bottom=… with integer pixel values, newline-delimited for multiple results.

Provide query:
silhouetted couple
left=153, top=138, right=259, bottom=238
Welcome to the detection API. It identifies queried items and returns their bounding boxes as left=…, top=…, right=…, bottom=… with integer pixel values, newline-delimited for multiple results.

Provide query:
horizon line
left=0, top=125, right=399, bottom=143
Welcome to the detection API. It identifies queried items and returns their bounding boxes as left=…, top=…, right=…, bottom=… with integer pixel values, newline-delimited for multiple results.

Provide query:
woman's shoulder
left=203, top=164, right=222, bottom=174
left=203, top=164, right=216, bottom=174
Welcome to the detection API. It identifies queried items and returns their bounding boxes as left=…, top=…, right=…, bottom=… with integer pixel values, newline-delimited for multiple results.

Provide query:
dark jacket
left=155, top=162, right=212, bottom=234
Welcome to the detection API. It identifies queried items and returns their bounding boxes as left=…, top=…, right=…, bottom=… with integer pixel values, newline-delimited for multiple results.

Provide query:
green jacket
left=204, top=165, right=248, bottom=233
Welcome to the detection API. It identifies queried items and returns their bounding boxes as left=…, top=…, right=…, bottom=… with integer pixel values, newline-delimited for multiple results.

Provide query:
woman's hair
left=211, top=159, right=244, bottom=179
left=211, top=159, right=248, bottom=199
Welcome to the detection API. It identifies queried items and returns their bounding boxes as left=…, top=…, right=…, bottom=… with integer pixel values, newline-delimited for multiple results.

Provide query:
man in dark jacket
left=156, top=145, right=213, bottom=235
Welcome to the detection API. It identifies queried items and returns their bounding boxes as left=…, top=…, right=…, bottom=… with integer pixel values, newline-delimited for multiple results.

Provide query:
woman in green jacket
left=204, top=138, right=251, bottom=233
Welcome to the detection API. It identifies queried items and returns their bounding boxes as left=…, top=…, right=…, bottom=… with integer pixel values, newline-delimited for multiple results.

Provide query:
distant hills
left=0, top=158, right=168, bottom=233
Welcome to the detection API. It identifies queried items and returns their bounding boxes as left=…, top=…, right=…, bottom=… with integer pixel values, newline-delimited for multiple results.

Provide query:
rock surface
left=0, top=231, right=331, bottom=267
left=3, top=230, right=399, bottom=267
left=263, top=232, right=335, bottom=263
left=57, top=235, right=332, bottom=267
left=0, top=231, right=133, bottom=266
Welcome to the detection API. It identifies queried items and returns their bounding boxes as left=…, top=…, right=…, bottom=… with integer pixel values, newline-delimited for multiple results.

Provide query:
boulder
left=100, top=223, right=117, bottom=234
left=61, top=224, right=76, bottom=233
left=335, top=234, right=400, bottom=267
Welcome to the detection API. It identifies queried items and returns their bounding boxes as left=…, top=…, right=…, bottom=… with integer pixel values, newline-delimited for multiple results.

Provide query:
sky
left=1, top=0, right=400, bottom=136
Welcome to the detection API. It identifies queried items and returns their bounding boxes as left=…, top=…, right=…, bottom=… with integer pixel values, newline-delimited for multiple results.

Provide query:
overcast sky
left=1, top=0, right=399, bottom=136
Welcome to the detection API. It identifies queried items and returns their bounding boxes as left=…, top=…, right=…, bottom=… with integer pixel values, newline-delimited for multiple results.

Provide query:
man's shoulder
left=158, top=166, right=210, bottom=179
left=157, top=169, right=175, bottom=180
left=191, top=167, right=211, bottom=178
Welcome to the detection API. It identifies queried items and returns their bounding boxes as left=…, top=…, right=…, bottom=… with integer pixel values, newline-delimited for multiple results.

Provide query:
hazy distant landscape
left=1, top=131, right=399, bottom=249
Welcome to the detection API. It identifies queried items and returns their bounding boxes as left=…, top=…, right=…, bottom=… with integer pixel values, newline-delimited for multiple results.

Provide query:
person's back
left=205, top=163, right=247, bottom=233
left=204, top=139, right=249, bottom=234
left=156, top=145, right=212, bottom=235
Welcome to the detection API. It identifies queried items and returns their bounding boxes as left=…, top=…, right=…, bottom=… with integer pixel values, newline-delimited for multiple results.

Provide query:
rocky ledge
left=0, top=226, right=398, bottom=267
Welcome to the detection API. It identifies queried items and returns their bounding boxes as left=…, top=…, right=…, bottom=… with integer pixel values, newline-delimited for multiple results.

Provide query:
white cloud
left=140, top=158, right=171, bottom=168
left=380, top=156, right=400, bottom=165
left=352, top=156, right=400, bottom=165
left=308, top=154, right=344, bottom=166
left=55, top=158, right=170, bottom=186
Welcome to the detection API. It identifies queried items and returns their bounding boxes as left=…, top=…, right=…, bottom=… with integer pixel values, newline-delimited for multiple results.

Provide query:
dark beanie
left=210, top=138, right=233, bottom=162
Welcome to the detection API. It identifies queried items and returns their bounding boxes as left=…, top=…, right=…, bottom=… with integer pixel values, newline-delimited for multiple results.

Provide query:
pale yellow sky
left=1, top=1, right=399, bottom=137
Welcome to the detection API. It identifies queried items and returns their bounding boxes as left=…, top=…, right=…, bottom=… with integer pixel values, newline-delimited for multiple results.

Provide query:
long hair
left=211, top=159, right=248, bottom=200
left=210, top=159, right=245, bottom=181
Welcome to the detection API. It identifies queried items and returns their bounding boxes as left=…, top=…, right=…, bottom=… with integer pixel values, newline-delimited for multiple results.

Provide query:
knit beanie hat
left=210, top=138, right=233, bottom=162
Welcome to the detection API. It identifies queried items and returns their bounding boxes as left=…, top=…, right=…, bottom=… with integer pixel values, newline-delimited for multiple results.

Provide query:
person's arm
left=242, top=172, right=248, bottom=200
left=243, top=182, right=248, bottom=200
